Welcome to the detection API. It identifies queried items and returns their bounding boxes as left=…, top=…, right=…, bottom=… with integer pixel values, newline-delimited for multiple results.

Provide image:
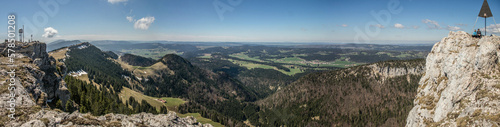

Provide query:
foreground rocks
left=6, top=109, right=212, bottom=127
left=406, top=31, right=500, bottom=126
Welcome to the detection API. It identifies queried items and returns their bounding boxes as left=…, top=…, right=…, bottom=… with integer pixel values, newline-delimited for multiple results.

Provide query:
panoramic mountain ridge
left=0, top=42, right=213, bottom=126
left=406, top=31, right=500, bottom=126
left=251, top=59, right=425, bottom=126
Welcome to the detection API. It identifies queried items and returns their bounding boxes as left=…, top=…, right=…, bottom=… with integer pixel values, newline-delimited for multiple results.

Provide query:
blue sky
left=1, top=0, right=499, bottom=44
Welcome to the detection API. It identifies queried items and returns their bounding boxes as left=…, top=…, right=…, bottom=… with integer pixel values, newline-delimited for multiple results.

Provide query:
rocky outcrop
left=2, top=42, right=71, bottom=107
left=406, top=31, right=500, bottom=126
left=7, top=110, right=213, bottom=127
left=370, top=60, right=425, bottom=78
left=0, top=77, right=36, bottom=108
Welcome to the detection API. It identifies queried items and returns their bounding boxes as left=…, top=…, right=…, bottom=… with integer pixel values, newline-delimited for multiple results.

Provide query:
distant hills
left=48, top=40, right=433, bottom=53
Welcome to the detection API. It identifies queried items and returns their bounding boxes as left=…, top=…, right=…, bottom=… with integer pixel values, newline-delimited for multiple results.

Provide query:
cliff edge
left=406, top=31, right=500, bottom=126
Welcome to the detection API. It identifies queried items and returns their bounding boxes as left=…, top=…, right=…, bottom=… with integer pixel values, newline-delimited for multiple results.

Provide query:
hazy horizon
left=2, top=0, right=498, bottom=44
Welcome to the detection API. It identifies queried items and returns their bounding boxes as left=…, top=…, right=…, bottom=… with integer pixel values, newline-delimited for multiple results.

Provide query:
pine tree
left=65, top=100, right=74, bottom=112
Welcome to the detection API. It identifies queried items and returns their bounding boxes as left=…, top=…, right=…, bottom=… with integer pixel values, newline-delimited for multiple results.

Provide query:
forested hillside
left=120, top=53, right=156, bottom=67
left=64, top=42, right=131, bottom=92
left=251, top=59, right=425, bottom=126
left=139, top=54, right=259, bottom=126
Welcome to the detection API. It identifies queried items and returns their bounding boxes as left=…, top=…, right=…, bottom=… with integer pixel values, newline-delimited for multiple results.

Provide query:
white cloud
left=370, top=24, right=385, bottom=29
left=341, top=24, right=348, bottom=27
left=420, top=19, right=466, bottom=31
left=108, top=0, right=127, bottom=4
left=394, top=23, right=405, bottom=29
left=422, top=19, right=440, bottom=29
left=445, top=25, right=461, bottom=31
left=481, top=24, right=500, bottom=34
left=42, top=27, right=58, bottom=38
left=412, top=25, right=420, bottom=29
left=126, top=16, right=134, bottom=22
left=134, top=16, right=155, bottom=30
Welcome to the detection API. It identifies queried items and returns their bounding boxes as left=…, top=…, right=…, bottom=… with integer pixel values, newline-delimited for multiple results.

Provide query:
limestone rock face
left=370, top=63, right=424, bottom=78
left=406, top=31, right=500, bottom=126
left=0, top=77, right=36, bottom=108
left=2, top=42, right=70, bottom=107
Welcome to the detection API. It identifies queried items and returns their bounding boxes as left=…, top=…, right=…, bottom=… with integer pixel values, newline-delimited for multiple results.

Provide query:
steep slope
left=112, top=52, right=261, bottom=126
left=142, top=54, right=259, bottom=126
left=120, top=53, right=156, bottom=67
left=406, top=31, right=500, bottom=126
left=104, top=51, right=119, bottom=59
left=0, top=41, right=70, bottom=107
left=254, top=59, right=425, bottom=126
left=64, top=42, right=131, bottom=92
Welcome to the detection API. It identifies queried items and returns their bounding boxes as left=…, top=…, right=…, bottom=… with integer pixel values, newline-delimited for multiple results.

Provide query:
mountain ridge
left=120, top=53, right=156, bottom=67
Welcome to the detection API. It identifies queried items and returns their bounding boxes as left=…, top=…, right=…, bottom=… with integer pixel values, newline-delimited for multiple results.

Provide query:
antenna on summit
left=479, top=0, right=492, bottom=35
left=472, top=0, right=499, bottom=36
left=18, top=25, right=24, bottom=42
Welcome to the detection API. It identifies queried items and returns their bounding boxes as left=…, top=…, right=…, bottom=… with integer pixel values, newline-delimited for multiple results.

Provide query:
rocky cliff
left=371, top=60, right=425, bottom=78
left=1, top=42, right=70, bottom=107
left=406, top=31, right=500, bottom=126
